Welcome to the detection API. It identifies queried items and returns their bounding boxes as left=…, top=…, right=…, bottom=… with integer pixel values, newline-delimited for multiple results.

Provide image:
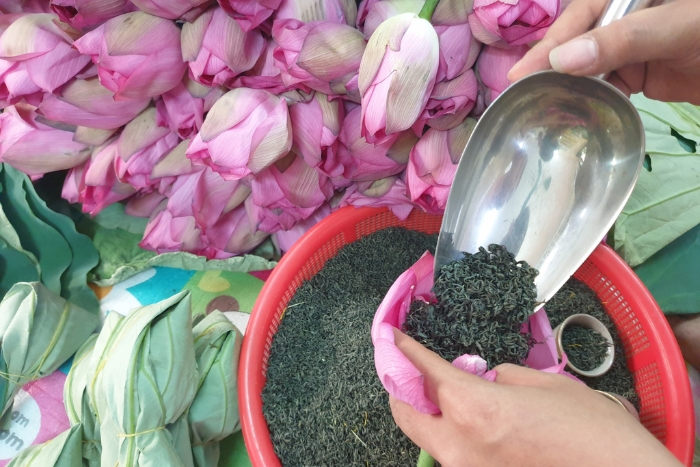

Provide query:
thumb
left=548, top=0, right=692, bottom=76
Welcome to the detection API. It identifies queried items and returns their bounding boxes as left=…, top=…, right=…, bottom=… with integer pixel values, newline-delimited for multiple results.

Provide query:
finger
left=392, top=329, right=488, bottom=407
left=492, top=363, right=580, bottom=390
left=508, top=0, right=608, bottom=81
left=389, top=396, right=447, bottom=455
left=549, top=0, right=694, bottom=76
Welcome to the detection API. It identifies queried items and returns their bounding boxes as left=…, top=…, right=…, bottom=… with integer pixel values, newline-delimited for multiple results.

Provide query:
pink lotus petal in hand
left=372, top=251, right=494, bottom=414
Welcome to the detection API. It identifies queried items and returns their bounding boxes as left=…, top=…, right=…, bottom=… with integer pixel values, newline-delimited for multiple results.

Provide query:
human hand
left=389, top=329, right=683, bottom=467
left=507, top=0, right=700, bottom=105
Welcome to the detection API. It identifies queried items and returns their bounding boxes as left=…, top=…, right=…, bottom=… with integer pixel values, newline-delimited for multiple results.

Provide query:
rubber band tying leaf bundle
left=0, top=281, right=99, bottom=417
left=88, top=291, right=198, bottom=467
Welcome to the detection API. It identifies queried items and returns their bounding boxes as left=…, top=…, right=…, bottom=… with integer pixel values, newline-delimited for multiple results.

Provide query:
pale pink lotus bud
left=231, top=39, right=290, bottom=94
left=182, top=7, right=265, bottom=87
left=155, top=77, right=225, bottom=139
left=273, top=202, right=331, bottom=252
left=406, top=117, right=476, bottom=214
left=435, top=23, right=480, bottom=82
left=205, top=204, right=269, bottom=257
left=129, top=0, right=211, bottom=20
left=151, top=139, right=200, bottom=178
left=73, top=12, right=187, bottom=100
left=339, top=176, right=414, bottom=220
left=140, top=207, right=207, bottom=255
left=419, top=69, right=478, bottom=131
left=186, top=88, right=292, bottom=180
left=164, top=166, right=251, bottom=233
left=217, top=0, right=283, bottom=31
left=431, top=0, right=472, bottom=26
left=125, top=190, right=168, bottom=217
left=469, top=0, right=559, bottom=47
left=290, top=92, right=342, bottom=169
left=74, top=126, right=119, bottom=146
left=0, top=102, right=91, bottom=176
left=359, top=12, right=439, bottom=144
left=476, top=44, right=527, bottom=105
left=359, top=0, right=423, bottom=38
left=114, top=106, right=180, bottom=189
left=272, top=19, right=365, bottom=96
left=275, top=0, right=357, bottom=26
left=39, top=77, right=151, bottom=129
left=65, top=139, right=138, bottom=215
left=337, top=105, right=417, bottom=182
left=246, top=153, right=334, bottom=233
left=1, top=0, right=51, bottom=13
left=51, top=0, right=138, bottom=31
left=0, top=14, right=91, bottom=105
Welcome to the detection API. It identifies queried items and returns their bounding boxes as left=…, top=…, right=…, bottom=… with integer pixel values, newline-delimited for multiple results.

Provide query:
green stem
left=418, top=0, right=440, bottom=21
left=417, top=449, right=436, bottom=467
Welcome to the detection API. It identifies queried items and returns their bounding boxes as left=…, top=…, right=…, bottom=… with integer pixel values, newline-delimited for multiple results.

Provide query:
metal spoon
left=435, top=0, right=660, bottom=305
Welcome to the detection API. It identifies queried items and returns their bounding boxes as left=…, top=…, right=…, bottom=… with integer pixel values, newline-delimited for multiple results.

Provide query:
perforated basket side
left=573, top=260, right=664, bottom=441
left=575, top=244, right=693, bottom=466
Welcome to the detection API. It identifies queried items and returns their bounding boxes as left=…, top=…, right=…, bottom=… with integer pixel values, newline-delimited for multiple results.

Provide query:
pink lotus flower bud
left=140, top=207, right=207, bottom=255
left=469, top=0, right=559, bottom=47
left=275, top=0, right=357, bottom=26
left=476, top=44, right=527, bottom=105
left=1, top=0, right=51, bottom=13
left=186, top=88, right=292, bottom=180
left=217, top=0, right=283, bottom=31
left=431, top=0, right=472, bottom=26
left=359, top=0, right=423, bottom=38
left=272, top=202, right=331, bottom=252
left=182, top=7, right=265, bottom=87
left=73, top=12, right=187, bottom=100
left=155, top=76, right=225, bottom=139
left=420, top=69, right=478, bottom=131
left=164, top=166, right=252, bottom=233
left=290, top=92, right=342, bottom=169
left=0, top=14, right=91, bottom=106
left=231, top=39, right=291, bottom=94
left=337, top=105, right=417, bottom=182
left=339, top=176, right=414, bottom=220
left=272, top=19, right=365, bottom=96
left=39, top=77, right=151, bottom=129
left=64, top=139, right=138, bottom=215
left=359, top=12, right=439, bottom=144
left=129, top=0, right=211, bottom=20
left=74, top=126, right=118, bottom=146
left=51, top=0, right=138, bottom=31
left=406, top=117, right=476, bottom=214
left=246, top=153, right=334, bottom=233
left=205, top=204, right=269, bottom=257
left=435, top=23, right=480, bottom=82
left=125, top=189, right=168, bottom=217
left=114, top=107, right=180, bottom=189
left=0, top=102, right=91, bottom=176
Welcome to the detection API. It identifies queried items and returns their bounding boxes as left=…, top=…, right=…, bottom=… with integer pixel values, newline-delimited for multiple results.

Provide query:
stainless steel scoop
left=435, top=0, right=661, bottom=305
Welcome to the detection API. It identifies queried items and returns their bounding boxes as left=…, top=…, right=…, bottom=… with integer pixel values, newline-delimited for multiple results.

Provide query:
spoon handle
left=593, top=0, right=665, bottom=80
left=595, top=0, right=665, bottom=28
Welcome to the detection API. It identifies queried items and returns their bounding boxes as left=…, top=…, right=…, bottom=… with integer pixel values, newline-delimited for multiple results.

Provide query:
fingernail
left=549, top=37, right=598, bottom=73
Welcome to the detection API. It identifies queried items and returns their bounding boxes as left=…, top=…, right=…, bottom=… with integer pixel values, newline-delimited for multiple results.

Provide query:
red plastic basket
left=239, top=207, right=694, bottom=467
